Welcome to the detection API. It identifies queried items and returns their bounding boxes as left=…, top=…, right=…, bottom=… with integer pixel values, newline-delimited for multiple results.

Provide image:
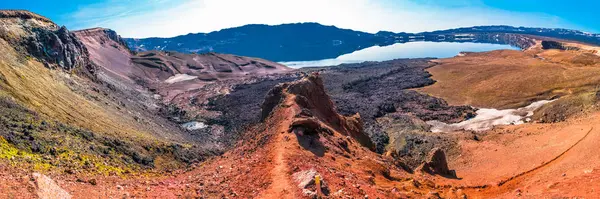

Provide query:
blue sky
left=2, top=0, right=597, bottom=38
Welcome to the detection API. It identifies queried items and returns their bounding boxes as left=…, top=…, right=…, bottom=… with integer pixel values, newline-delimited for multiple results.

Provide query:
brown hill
left=417, top=40, right=600, bottom=110
left=74, top=27, right=293, bottom=116
left=75, top=27, right=290, bottom=82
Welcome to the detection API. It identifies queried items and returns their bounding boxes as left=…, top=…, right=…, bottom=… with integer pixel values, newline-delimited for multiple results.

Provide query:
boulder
left=416, top=148, right=456, bottom=178
left=32, top=173, right=71, bottom=199
left=292, top=169, right=329, bottom=196
left=293, top=169, right=318, bottom=189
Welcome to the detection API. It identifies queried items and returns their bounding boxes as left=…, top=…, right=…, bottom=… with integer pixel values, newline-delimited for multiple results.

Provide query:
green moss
left=0, top=93, right=196, bottom=175
left=0, top=138, right=134, bottom=175
left=55, top=150, right=133, bottom=175
left=94, top=161, right=128, bottom=175
left=0, top=137, right=20, bottom=159
left=0, top=137, right=50, bottom=171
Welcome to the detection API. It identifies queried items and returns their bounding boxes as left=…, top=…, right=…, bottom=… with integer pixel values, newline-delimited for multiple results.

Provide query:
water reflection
left=281, top=41, right=520, bottom=68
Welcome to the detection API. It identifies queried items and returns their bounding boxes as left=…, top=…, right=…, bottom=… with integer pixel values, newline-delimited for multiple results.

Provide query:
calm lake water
left=280, top=41, right=520, bottom=68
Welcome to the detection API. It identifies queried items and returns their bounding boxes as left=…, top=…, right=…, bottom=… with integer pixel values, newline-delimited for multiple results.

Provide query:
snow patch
left=181, top=121, right=207, bottom=130
left=428, top=100, right=555, bottom=132
left=165, top=74, right=198, bottom=84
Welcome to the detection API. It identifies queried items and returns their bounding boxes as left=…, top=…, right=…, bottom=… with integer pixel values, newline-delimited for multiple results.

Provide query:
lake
left=280, top=41, right=520, bottom=68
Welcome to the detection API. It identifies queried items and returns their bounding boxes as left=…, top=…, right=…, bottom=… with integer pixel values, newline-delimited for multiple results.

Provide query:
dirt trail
left=449, top=127, right=593, bottom=189
left=260, top=135, right=294, bottom=198
left=260, top=100, right=296, bottom=199
left=496, top=127, right=593, bottom=187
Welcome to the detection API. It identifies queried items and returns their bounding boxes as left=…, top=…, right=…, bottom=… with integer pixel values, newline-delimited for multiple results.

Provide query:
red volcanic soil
left=445, top=112, right=600, bottom=198
left=4, top=73, right=600, bottom=198
left=2, top=74, right=458, bottom=198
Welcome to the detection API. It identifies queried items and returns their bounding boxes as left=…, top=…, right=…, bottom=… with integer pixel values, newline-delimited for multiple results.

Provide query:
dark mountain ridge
left=126, top=22, right=384, bottom=62
left=125, top=23, right=600, bottom=62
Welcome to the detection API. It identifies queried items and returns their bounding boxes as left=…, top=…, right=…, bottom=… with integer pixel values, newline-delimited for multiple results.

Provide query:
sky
left=2, top=0, right=598, bottom=38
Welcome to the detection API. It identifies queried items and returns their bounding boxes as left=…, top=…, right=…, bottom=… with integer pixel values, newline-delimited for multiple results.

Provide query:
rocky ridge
left=183, top=73, right=460, bottom=198
left=0, top=10, right=91, bottom=72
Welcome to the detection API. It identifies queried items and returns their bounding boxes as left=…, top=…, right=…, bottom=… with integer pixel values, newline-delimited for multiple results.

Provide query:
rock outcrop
left=292, top=169, right=329, bottom=197
left=417, top=148, right=456, bottom=178
left=262, top=73, right=375, bottom=150
left=0, top=10, right=91, bottom=71
left=541, top=40, right=580, bottom=51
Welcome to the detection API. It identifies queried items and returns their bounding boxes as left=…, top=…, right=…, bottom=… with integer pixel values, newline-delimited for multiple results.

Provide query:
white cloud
left=63, top=0, right=575, bottom=38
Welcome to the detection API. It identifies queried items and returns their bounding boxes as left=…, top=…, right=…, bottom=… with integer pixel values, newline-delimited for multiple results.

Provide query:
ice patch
left=428, top=100, right=555, bottom=132
left=181, top=121, right=207, bottom=130
left=165, top=74, right=198, bottom=84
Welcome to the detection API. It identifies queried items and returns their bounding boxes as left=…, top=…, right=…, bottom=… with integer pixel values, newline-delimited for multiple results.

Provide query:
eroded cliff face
left=0, top=10, right=91, bottom=71
left=541, top=40, right=581, bottom=50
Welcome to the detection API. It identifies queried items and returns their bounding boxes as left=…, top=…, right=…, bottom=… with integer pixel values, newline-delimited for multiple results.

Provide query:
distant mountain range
left=125, top=23, right=600, bottom=62
left=125, top=23, right=385, bottom=62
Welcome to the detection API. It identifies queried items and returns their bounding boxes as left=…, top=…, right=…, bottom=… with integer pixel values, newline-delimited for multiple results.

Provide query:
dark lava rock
left=541, top=40, right=580, bottom=50
left=310, top=59, right=475, bottom=153
left=88, top=179, right=97, bottom=185
left=207, top=75, right=299, bottom=146
left=29, top=26, right=90, bottom=70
